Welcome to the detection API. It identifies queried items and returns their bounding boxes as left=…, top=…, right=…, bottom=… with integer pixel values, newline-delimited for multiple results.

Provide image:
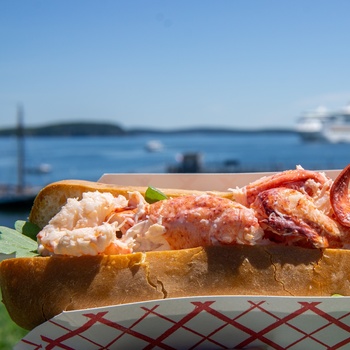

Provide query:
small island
left=0, top=121, right=295, bottom=137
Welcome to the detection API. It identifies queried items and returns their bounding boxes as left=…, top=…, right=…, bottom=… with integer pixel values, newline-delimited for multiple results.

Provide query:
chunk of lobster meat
left=330, top=164, right=350, bottom=227
left=230, top=166, right=331, bottom=210
left=251, top=187, right=344, bottom=248
left=37, top=191, right=134, bottom=256
left=146, top=194, right=265, bottom=250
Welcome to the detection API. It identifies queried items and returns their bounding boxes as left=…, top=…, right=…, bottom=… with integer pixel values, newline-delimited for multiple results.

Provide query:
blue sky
left=1, top=0, right=350, bottom=130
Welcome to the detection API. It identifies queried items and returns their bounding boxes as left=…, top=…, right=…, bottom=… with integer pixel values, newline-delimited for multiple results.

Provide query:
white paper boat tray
left=16, top=295, right=350, bottom=349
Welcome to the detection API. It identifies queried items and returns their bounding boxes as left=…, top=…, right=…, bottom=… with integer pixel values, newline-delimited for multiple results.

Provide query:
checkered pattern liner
left=16, top=296, right=350, bottom=349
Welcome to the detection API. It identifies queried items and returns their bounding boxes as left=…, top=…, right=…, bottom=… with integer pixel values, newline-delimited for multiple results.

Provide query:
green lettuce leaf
left=0, top=222, right=39, bottom=258
left=14, top=220, right=41, bottom=240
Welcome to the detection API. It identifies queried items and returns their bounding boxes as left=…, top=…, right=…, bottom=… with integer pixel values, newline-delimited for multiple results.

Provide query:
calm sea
left=1, top=131, right=350, bottom=227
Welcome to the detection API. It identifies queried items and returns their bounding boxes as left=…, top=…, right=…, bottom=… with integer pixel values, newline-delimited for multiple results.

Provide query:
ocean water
left=1, top=131, right=350, bottom=227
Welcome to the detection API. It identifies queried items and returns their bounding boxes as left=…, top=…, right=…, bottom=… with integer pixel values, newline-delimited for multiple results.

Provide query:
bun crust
left=1, top=245, right=350, bottom=330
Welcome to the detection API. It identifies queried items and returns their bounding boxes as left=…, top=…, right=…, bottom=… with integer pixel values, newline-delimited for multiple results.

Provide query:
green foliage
left=0, top=222, right=38, bottom=258
left=14, top=220, right=40, bottom=241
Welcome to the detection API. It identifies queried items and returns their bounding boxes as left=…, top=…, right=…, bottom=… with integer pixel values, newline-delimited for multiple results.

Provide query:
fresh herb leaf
left=145, top=186, right=168, bottom=204
left=0, top=226, right=38, bottom=258
left=15, top=220, right=40, bottom=240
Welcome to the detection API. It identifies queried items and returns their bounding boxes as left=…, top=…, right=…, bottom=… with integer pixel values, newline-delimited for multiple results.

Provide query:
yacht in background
left=144, top=139, right=164, bottom=152
left=296, top=104, right=350, bottom=143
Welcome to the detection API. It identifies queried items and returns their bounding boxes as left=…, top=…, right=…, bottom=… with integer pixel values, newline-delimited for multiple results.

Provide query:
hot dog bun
left=2, top=245, right=350, bottom=330
left=1, top=179, right=350, bottom=331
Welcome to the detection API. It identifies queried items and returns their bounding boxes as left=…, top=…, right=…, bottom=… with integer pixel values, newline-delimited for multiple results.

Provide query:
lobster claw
left=330, top=164, right=350, bottom=227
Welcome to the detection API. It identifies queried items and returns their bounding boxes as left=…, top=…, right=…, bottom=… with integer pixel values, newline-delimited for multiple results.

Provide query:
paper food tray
left=98, top=169, right=341, bottom=191
left=13, top=170, right=350, bottom=349
left=16, top=296, right=350, bottom=349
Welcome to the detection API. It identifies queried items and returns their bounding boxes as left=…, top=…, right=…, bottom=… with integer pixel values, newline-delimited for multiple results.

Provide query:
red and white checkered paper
left=16, top=296, right=350, bottom=349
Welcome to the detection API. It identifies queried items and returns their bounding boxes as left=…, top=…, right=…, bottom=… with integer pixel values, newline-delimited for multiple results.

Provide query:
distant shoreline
left=0, top=121, right=296, bottom=137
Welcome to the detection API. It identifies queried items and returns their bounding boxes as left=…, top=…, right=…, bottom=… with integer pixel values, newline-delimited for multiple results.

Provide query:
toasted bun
left=29, top=180, right=232, bottom=229
left=2, top=245, right=350, bottom=330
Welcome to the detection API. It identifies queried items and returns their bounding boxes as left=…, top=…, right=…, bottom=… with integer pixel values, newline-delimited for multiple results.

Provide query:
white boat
left=144, top=140, right=164, bottom=152
left=295, top=104, right=350, bottom=143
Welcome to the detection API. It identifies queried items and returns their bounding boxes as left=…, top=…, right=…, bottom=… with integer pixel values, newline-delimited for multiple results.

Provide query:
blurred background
left=1, top=1, right=350, bottom=345
left=2, top=0, right=350, bottom=221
